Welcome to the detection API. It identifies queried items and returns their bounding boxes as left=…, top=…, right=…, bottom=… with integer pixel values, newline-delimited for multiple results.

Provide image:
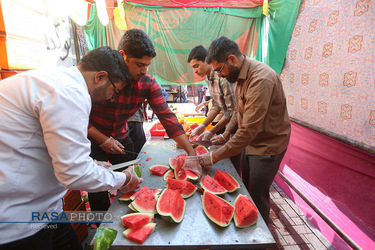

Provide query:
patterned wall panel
left=281, top=0, right=375, bottom=149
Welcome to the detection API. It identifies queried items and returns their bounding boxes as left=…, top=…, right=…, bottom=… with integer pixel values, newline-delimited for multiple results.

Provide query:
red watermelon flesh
left=194, top=145, right=209, bottom=155
left=174, top=155, right=198, bottom=181
left=234, top=194, right=258, bottom=228
left=119, top=191, right=136, bottom=203
left=123, top=222, right=156, bottom=244
left=156, top=189, right=186, bottom=223
left=189, top=123, right=199, bottom=130
left=189, top=134, right=200, bottom=141
left=202, top=191, right=235, bottom=227
left=163, top=170, right=175, bottom=181
left=131, top=191, right=159, bottom=214
left=200, top=175, right=227, bottom=195
left=149, top=165, right=170, bottom=176
left=166, top=178, right=197, bottom=198
left=214, top=169, right=240, bottom=193
left=130, top=186, right=161, bottom=200
left=121, top=213, right=154, bottom=229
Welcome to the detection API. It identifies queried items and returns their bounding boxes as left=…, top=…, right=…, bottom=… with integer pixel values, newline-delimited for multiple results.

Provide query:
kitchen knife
left=109, top=158, right=140, bottom=171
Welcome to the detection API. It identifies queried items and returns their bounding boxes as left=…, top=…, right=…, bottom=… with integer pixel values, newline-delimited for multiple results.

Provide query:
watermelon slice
left=156, top=189, right=186, bottom=223
left=174, top=155, right=198, bottom=181
left=234, top=194, right=258, bottom=228
left=194, top=145, right=209, bottom=155
left=200, top=175, right=227, bottom=195
left=149, top=165, right=170, bottom=176
left=123, top=222, right=156, bottom=244
left=163, top=170, right=175, bottom=181
left=121, top=213, right=154, bottom=229
left=201, top=191, right=235, bottom=227
left=214, top=169, right=240, bottom=193
left=168, top=158, right=177, bottom=169
left=119, top=191, right=136, bottom=203
left=166, top=178, right=197, bottom=198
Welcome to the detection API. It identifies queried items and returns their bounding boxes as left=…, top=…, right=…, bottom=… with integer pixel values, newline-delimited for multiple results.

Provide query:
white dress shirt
left=0, top=67, right=126, bottom=244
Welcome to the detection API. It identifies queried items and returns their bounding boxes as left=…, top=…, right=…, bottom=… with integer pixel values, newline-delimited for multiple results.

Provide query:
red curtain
left=124, top=0, right=264, bottom=8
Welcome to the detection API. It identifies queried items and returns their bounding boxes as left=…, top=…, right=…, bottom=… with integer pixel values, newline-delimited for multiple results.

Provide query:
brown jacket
left=216, top=57, right=291, bottom=158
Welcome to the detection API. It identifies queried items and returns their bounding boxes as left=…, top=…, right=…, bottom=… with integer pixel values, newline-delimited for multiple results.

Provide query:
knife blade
left=191, top=140, right=212, bottom=147
left=110, top=158, right=140, bottom=171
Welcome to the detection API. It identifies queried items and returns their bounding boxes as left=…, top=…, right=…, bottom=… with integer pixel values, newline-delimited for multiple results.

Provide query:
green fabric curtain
left=255, top=0, right=301, bottom=74
left=83, top=0, right=300, bottom=84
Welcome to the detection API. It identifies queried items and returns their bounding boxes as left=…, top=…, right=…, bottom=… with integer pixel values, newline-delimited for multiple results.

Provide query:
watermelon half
left=123, top=222, right=156, bottom=244
left=121, top=213, right=154, bottom=229
left=194, top=145, right=209, bottom=155
left=149, top=165, right=170, bottom=176
left=200, top=175, right=227, bottom=195
left=214, top=169, right=240, bottom=193
left=174, top=155, right=198, bottom=181
left=234, top=194, right=258, bottom=228
left=201, top=191, right=235, bottom=227
left=166, top=178, right=197, bottom=198
left=156, top=189, right=186, bottom=223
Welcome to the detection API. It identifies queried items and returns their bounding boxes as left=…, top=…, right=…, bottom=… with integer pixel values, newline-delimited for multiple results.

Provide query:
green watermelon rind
left=120, top=212, right=155, bottom=229
left=128, top=202, right=137, bottom=212
left=234, top=194, right=258, bottom=228
left=123, top=222, right=156, bottom=244
left=156, top=189, right=186, bottom=223
left=200, top=175, right=228, bottom=195
left=214, top=169, right=240, bottom=193
left=201, top=191, right=235, bottom=227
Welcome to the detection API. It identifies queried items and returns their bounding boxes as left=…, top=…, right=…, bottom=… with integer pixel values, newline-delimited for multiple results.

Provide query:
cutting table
left=92, top=138, right=276, bottom=249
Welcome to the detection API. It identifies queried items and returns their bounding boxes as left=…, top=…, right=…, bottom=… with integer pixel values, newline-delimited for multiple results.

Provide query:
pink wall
left=276, top=122, right=375, bottom=249
left=280, top=0, right=374, bottom=149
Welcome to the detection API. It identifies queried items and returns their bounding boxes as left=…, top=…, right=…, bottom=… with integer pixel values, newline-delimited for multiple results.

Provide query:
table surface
left=92, top=139, right=276, bottom=249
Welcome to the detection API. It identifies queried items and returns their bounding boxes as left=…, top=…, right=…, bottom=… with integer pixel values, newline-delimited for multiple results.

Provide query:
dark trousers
left=128, top=121, right=146, bottom=154
left=0, top=223, right=81, bottom=250
left=241, top=149, right=287, bottom=225
left=89, top=136, right=136, bottom=212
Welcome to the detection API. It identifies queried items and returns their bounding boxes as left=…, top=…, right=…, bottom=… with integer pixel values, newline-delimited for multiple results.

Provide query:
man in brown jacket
left=185, top=36, right=291, bottom=225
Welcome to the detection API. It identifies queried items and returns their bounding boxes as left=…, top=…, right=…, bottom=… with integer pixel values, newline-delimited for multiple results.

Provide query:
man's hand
left=119, top=165, right=143, bottom=193
left=190, top=124, right=206, bottom=138
left=178, top=156, right=203, bottom=179
left=197, top=131, right=213, bottom=141
left=198, top=152, right=214, bottom=168
left=100, top=136, right=125, bottom=154
left=211, top=134, right=228, bottom=145
left=93, top=160, right=112, bottom=169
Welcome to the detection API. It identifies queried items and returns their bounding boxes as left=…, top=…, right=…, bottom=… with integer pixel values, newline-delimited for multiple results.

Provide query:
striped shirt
left=206, top=69, right=236, bottom=120
left=89, top=74, right=184, bottom=143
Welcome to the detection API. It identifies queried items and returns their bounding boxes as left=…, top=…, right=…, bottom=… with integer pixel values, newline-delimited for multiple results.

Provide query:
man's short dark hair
left=206, top=36, right=242, bottom=64
left=80, top=46, right=131, bottom=83
left=187, top=45, right=207, bottom=63
left=117, top=29, right=156, bottom=59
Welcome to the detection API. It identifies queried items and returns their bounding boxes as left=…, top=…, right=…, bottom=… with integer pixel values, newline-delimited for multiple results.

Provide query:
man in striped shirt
left=188, top=45, right=236, bottom=142
left=88, top=29, right=197, bottom=212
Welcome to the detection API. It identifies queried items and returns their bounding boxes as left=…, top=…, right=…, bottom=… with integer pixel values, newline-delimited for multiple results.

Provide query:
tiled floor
left=268, top=183, right=334, bottom=249
left=82, top=114, right=335, bottom=249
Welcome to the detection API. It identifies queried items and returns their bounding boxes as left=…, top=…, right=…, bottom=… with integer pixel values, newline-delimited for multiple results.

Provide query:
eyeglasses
left=215, top=59, right=227, bottom=74
left=108, top=75, right=121, bottom=99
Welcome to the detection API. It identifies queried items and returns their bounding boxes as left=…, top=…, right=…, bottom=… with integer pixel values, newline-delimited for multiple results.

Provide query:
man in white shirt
left=0, top=46, right=142, bottom=249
